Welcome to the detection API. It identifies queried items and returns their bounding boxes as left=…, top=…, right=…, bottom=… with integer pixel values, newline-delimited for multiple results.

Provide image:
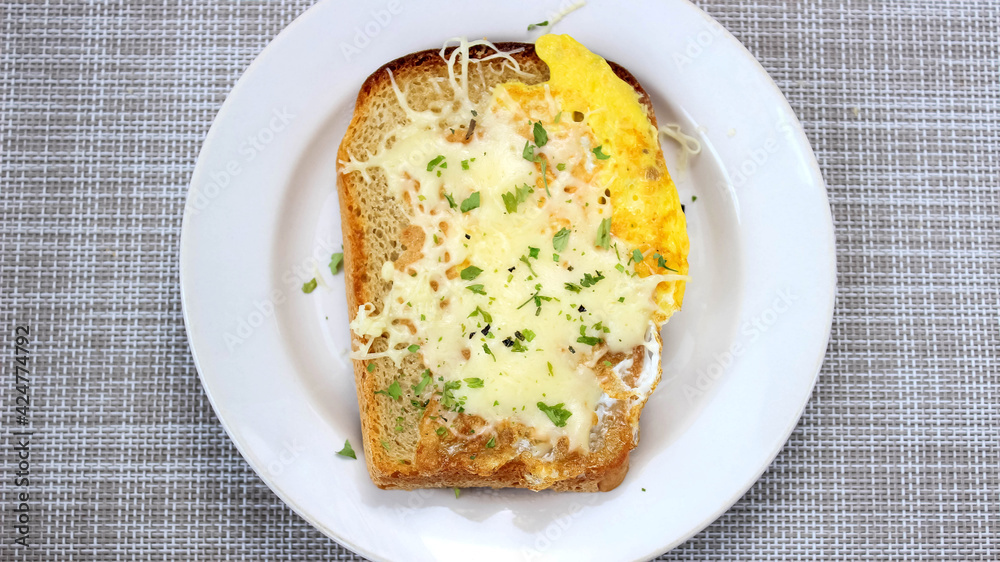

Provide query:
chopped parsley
left=655, top=253, right=679, bottom=272
left=374, top=380, right=402, bottom=400
left=596, top=218, right=612, bottom=249
left=468, top=306, right=493, bottom=323
left=537, top=402, right=572, bottom=427
left=335, top=439, right=356, bottom=459
left=407, top=344, right=420, bottom=353
left=580, top=271, right=605, bottom=287
left=466, top=284, right=486, bottom=295
left=692, top=195, right=698, bottom=202
left=564, top=282, right=582, bottom=293
left=444, top=192, right=457, bottom=209
left=426, top=155, right=446, bottom=171
left=522, top=329, right=536, bottom=342
left=533, top=121, right=548, bottom=147
left=516, top=289, right=553, bottom=315
left=502, top=183, right=534, bottom=213
left=414, top=370, right=432, bottom=394
left=547, top=361, right=554, bottom=376
left=301, top=278, right=317, bottom=293
left=464, top=377, right=485, bottom=388
left=482, top=343, right=496, bottom=361
left=436, top=426, right=447, bottom=436
left=441, top=380, right=464, bottom=412
left=461, top=159, right=470, bottom=170
left=366, top=362, right=376, bottom=373
left=527, top=20, right=549, bottom=31
left=519, top=255, right=538, bottom=276
left=556, top=162, right=566, bottom=171
left=552, top=228, right=571, bottom=252
left=522, top=139, right=551, bottom=196
left=522, top=140, right=538, bottom=162
left=603, top=360, right=614, bottom=367
left=328, top=252, right=344, bottom=274
left=460, top=192, right=481, bottom=212
left=592, top=145, right=611, bottom=160
left=528, top=246, right=540, bottom=259
left=632, top=249, right=644, bottom=264
left=461, top=266, right=483, bottom=280
left=454, top=487, right=461, bottom=499
left=540, top=159, right=550, bottom=196
left=577, top=335, right=602, bottom=346
left=486, top=436, right=496, bottom=448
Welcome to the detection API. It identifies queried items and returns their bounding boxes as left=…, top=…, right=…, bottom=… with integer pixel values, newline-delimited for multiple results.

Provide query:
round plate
left=180, top=0, right=835, bottom=559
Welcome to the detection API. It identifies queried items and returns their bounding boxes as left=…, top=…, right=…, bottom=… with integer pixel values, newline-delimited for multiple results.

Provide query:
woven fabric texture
left=1, top=0, right=997, bottom=559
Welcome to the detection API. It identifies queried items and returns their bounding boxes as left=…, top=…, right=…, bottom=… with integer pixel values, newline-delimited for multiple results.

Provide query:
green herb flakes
left=596, top=218, right=612, bottom=249
left=468, top=306, right=493, bottom=323
left=461, top=266, right=483, bottom=280
left=464, top=377, right=485, bottom=388
left=335, top=439, right=356, bottom=459
left=533, top=121, right=548, bottom=147
left=592, top=145, right=611, bottom=160
left=486, top=436, right=496, bottom=448
left=426, top=155, right=446, bottom=171
left=374, top=380, right=402, bottom=400
left=527, top=20, right=549, bottom=31
left=460, top=192, right=481, bottom=212
left=537, top=402, right=572, bottom=427
left=328, top=252, right=344, bottom=275
left=553, top=228, right=571, bottom=252
left=301, top=278, right=317, bottom=293
left=414, top=371, right=432, bottom=394
left=466, top=284, right=486, bottom=295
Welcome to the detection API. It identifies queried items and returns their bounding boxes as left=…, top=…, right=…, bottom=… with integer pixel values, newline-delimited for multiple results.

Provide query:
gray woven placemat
left=1, top=0, right=997, bottom=559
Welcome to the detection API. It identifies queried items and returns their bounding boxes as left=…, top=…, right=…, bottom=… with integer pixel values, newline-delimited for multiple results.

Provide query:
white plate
left=180, top=0, right=835, bottom=559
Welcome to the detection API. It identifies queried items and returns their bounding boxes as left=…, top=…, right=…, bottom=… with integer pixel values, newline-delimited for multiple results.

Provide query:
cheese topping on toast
left=342, top=35, right=688, bottom=453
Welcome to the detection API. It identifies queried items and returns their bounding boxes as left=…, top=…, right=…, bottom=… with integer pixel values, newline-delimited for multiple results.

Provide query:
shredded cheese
left=340, top=38, right=678, bottom=453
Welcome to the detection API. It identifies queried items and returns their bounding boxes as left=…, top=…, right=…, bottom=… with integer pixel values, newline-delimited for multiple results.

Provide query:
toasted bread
left=337, top=37, right=687, bottom=492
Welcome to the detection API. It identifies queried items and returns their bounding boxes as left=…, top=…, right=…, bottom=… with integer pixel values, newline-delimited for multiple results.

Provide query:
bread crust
left=337, top=43, right=661, bottom=492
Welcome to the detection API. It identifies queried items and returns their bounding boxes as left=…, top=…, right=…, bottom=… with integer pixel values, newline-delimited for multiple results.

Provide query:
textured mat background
left=1, top=0, right=998, bottom=559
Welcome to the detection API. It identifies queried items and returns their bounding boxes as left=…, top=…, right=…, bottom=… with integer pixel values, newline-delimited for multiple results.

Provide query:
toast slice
left=337, top=37, right=688, bottom=492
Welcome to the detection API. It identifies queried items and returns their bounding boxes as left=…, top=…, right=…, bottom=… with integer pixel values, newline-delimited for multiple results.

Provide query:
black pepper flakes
left=481, top=324, right=491, bottom=336
left=514, top=331, right=525, bottom=341
left=578, top=305, right=586, bottom=313
left=502, top=337, right=514, bottom=348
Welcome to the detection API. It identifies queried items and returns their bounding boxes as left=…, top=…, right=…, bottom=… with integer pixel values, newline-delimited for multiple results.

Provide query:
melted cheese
left=342, top=36, right=688, bottom=453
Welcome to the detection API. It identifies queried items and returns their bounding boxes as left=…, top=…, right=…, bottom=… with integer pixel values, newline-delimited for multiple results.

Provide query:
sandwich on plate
left=336, top=34, right=689, bottom=492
